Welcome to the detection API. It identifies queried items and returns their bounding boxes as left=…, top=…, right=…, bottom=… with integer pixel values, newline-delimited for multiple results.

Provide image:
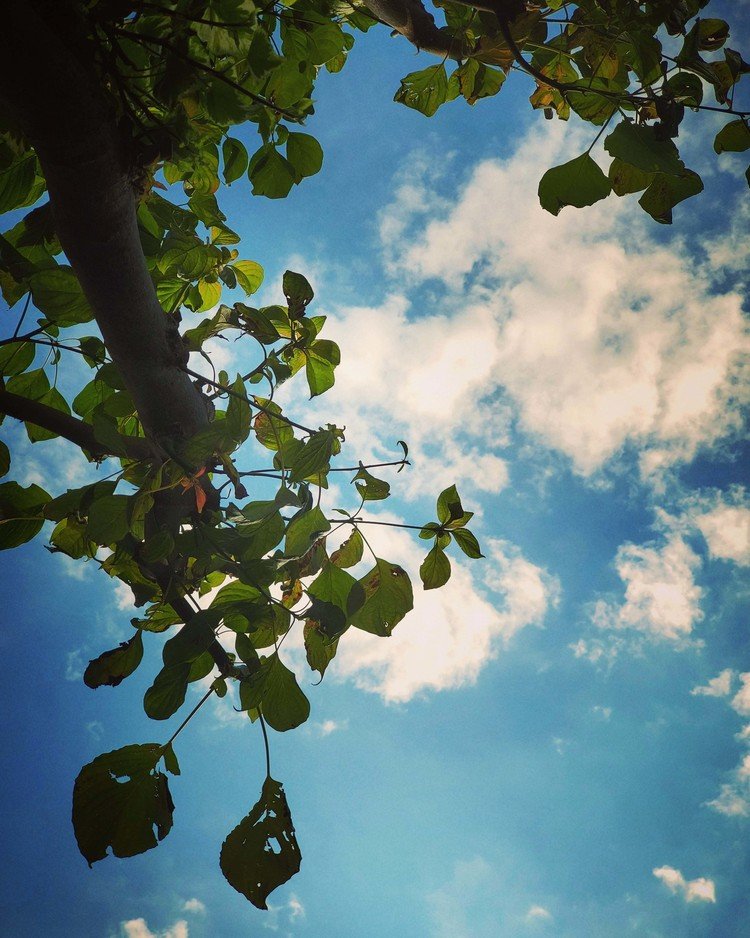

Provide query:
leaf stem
left=163, top=684, right=216, bottom=750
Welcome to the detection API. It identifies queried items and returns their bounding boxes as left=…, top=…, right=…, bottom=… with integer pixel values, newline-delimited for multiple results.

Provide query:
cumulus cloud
left=681, top=488, right=750, bottom=566
left=181, top=899, right=205, bottom=915
left=652, top=866, right=716, bottom=903
left=691, top=669, right=734, bottom=698
left=120, top=919, right=188, bottom=938
left=328, top=523, right=558, bottom=703
left=590, top=534, right=704, bottom=646
left=731, top=673, right=750, bottom=716
left=367, top=121, right=749, bottom=481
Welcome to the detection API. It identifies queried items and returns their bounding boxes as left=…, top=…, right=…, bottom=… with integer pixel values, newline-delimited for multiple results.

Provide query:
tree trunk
left=0, top=0, right=210, bottom=448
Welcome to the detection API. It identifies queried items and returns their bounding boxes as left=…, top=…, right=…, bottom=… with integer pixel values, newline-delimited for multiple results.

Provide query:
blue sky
left=1, top=7, right=750, bottom=938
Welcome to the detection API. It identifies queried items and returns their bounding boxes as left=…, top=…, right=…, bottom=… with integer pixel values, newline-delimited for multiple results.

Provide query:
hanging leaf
left=538, top=153, right=611, bottom=216
left=84, top=632, right=144, bottom=688
left=72, top=744, right=174, bottom=866
left=420, top=544, right=451, bottom=590
left=350, top=559, right=413, bottom=636
left=220, top=776, right=302, bottom=909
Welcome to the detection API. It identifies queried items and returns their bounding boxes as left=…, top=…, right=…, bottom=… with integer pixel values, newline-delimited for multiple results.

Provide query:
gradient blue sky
left=1, top=6, right=749, bottom=937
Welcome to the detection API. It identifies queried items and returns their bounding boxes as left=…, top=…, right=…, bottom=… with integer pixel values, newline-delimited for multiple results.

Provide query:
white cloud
left=590, top=534, right=704, bottom=646
left=113, top=579, right=136, bottom=610
left=370, top=122, right=748, bottom=481
left=524, top=904, right=553, bottom=924
left=181, top=899, right=206, bottom=915
left=732, top=674, right=750, bottom=716
left=682, top=489, right=750, bottom=566
left=329, top=524, right=557, bottom=703
left=703, top=678, right=750, bottom=818
left=691, top=669, right=734, bottom=698
left=591, top=705, right=612, bottom=721
left=311, top=719, right=348, bottom=737
left=262, top=894, right=305, bottom=931
left=65, top=649, right=84, bottom=681
left=120, top=919, right=188, bottom=938
left=653, top=866, right=716, bottom=903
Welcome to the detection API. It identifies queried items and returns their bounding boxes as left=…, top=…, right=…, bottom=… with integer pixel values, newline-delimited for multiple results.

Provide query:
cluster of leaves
left=392, top=0, right=750, bottom=222
left=1, top=0, right=746, bottom=911
left=0, top=237, right=481, bottom=906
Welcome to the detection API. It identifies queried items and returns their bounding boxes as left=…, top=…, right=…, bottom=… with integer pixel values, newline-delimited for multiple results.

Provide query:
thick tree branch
left=364, top=0, right=471, bottom=59
left=0, top=387, right=155, bottom=460
left=0, top=0, right=211, bottom=447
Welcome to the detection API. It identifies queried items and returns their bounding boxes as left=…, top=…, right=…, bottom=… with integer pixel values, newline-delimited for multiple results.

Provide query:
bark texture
left=0, top=0, right=210, bottom=447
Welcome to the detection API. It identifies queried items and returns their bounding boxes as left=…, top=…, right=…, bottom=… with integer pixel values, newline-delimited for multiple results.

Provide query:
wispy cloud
left=119, top=919, right=188, bottom=938
left=691, top=669, right=734, bottom=698
left=652, top=865, right=716, bottom=903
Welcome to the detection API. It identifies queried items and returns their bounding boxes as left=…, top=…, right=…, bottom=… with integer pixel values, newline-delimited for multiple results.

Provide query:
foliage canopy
left=0, top=0, right=747, bottom=908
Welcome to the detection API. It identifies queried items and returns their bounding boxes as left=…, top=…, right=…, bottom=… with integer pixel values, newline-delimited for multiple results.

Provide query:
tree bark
left=0, top=0, right=210, bottom=448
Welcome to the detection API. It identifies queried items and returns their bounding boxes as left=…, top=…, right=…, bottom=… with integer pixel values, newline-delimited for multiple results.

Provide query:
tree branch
left=364, top=0, right=471, bottom=59
left=0, top=387, right=155, bottom=460
left=0, top=0, right=212, bottom=447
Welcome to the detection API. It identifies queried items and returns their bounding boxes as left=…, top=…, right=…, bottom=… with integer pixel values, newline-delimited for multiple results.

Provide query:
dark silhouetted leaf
left=84, top=632, right=144, bottom=688
left=220, top=776, right=301, bottom=909
left=72, top=744, right=174, bottom=866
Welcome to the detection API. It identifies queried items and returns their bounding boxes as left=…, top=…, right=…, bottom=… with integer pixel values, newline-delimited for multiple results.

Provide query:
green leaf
left=452, top=528, right=484, bottom=559
left=0, top=340, right=35, bottom=377
left=87, top=494, right=131, bottom=545
left=350, top=559, right=414, bottom=636
left=714, top=120, right=750, bottom=154
left=698, top=18, right=729, bottom=52
left=436, top=484, right=464, bottom=524
left=638, top=170, right=704, bottom=224
left=395, top=64, right=449, bottom=117
left=456, top=59, right=506, bottom=105
left=0, top=481, right=50, bottom=549
left=305, top=339, right=340, bottom=397
left=307, top=561, right=365, bottom=639
left=604, top=122, right=685, bottom=175
left=282, top=270, right=314, bottom=314
left=289, top=429, right=335, bottom=482
left=72, top=744, right=174, bottom=866
left=284, top=505, right=330, bottom=557
left=0, top=154, right=36, bottom=214
left=0, top=440, right=9, bottom=478
left=330, top=528, right=364, bottom=568
left=231, top=259, right=264, bottom=296
left=143, top=663, right=191, bottom=720
left=226, top=375, right=252, bottom=445
left=222, top=137, right=249, bottom=184
left=286, top=133, right=324, bottom=181
left=304, top=622, right=338, bottom=678
left=30, top=266, right=94, bottom=326
left=608, top=158, right=654, bottom=196
left=162, top=610, right=220, bottom=666
left=420, top=544, right=451, bottom=590
left=538, top=153, right=611, bottom=216
left=352, top=464, right=390, bottom=501
left=239, top=654, right=310, bottom=731
left=84, top=632, right=144, bottom=688
left=220, top=776, right=301, bottom=909
left=249, top=147, right=296, bottom=199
